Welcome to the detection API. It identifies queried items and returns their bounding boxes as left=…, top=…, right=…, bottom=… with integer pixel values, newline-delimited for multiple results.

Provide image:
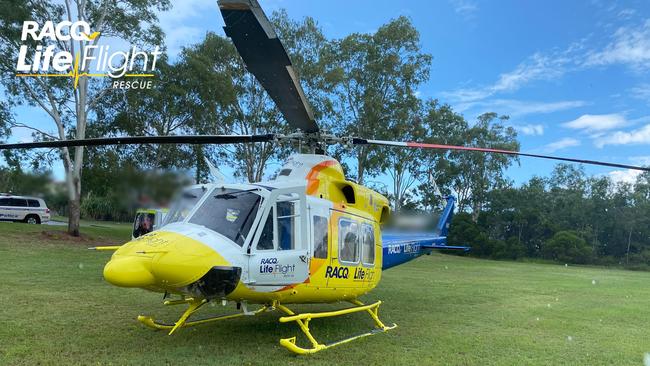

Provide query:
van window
left=313, top=216, right=328, bottom=259
left=28, top=199, right=40, bottom=207
left=361, top=224, right=375, bottom=266
left=0, top=198, right=8, bottom=206
left=9, top=198, right=27, bottom=207
left=339, top=219, right=359, bottom=264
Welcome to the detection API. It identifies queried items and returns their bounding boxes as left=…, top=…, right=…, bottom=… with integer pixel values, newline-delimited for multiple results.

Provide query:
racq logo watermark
left=15, top=21, right=161, bottom=89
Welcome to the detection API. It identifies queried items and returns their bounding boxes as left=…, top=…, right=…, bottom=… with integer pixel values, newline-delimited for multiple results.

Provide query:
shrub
left=541, top=231, right=592, bottom=264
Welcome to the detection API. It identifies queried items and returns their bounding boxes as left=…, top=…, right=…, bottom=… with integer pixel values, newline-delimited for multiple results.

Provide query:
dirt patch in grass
left=40, top=230, right=93, bottom=242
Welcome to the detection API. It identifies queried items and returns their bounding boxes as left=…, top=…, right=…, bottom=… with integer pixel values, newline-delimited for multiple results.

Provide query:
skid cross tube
left=276, top=300, right=397, bottom=354
left=137, top=298, right=269, bottom=334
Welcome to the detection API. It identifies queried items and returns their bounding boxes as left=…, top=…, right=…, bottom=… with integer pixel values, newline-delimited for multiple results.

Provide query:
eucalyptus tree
left=328, top=16, right=432, bottom=184
left=0, top=0, right=169, bottom=235
left=449, top=112, right=519, bottom=220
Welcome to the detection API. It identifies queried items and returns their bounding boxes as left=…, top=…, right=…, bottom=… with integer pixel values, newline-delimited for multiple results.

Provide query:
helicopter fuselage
left=104, top=154, right=395, bottom=304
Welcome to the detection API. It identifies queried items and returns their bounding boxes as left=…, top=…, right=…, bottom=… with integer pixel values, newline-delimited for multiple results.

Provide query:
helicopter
left=2, top=0, right=650, bottom=355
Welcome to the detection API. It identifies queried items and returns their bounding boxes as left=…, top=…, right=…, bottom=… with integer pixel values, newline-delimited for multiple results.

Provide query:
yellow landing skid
left=276, top=299, right=397, bottom=355
left=137, top=297, right=396, bottom=355
left=137, top=297, right=269, bottom=335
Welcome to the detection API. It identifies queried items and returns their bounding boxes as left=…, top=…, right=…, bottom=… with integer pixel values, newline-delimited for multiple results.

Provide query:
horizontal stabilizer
left=421, top=244, right=470, bottom=251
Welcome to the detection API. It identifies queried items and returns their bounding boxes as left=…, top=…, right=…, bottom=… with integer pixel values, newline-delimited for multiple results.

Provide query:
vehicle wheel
left=24, top=215, right=41, bottom=224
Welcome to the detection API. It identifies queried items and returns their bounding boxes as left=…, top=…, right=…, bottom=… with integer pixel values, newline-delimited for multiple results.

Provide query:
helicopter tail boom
left=381, top=196, right=468, bottom=270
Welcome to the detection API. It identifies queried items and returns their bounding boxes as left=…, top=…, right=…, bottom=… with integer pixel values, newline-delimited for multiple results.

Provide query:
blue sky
left=6, top=0, right=650, bottom=186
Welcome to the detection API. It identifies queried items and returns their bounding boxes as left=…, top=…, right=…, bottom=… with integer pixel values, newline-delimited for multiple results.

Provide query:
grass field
left=1, top=221, right=650, bottom=365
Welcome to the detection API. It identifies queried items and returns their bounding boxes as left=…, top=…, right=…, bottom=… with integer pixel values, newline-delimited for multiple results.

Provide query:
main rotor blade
left=218, top=0, right=319, bottom=134
left=354, top=138, right=650, bottom=172
left=0, top=134, right=275, bottom=150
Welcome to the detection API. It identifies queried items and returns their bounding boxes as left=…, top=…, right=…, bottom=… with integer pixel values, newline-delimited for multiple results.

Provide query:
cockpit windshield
left=188, top=188, right=262, bottom=246
left=164, top=187, right=207, bottom=225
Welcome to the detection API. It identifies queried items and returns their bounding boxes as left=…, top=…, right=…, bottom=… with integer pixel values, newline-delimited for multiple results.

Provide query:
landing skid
left=137, top=297, right=396, bottom=354
left=137, top=297, right=269, bottom=335
left=277, top=299, right=397, bottom=354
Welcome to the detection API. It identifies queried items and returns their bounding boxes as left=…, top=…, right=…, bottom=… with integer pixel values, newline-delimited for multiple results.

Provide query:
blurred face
left=144, top=215, right=152, bottom=230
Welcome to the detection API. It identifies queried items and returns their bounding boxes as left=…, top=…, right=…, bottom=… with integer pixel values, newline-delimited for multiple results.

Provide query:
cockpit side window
left=277, top=201, right=297, bottom=250
left=189, top=188, right=261, bottom=246
left=256, top=210, right=274, bottom=250
left=164, top=187, right=207, bottom=225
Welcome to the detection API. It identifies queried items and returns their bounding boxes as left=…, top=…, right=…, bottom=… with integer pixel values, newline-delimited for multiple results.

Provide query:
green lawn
left=1, top=221, right=649, bottom=365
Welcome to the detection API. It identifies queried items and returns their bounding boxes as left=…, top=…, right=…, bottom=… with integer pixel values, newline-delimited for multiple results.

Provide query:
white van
left=0, top=194, right=51, bottom=224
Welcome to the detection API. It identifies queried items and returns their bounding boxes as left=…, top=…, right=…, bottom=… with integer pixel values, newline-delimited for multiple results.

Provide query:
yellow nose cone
left=103, top=256, right=156, bottom=288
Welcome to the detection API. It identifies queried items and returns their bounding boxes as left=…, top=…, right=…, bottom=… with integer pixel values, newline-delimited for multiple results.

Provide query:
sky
left=6, top=0, right=650, bottom=186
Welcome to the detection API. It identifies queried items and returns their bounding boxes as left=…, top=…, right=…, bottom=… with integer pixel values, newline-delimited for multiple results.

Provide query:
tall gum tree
left=329, top=16, right=431, bottom=184
left=0, top=0, right=169, bottom=235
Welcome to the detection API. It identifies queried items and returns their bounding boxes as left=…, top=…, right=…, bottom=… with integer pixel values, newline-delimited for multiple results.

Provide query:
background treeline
left=1, top=7, right=648, bottom=267
left=447, top=165, right=650, bottom=269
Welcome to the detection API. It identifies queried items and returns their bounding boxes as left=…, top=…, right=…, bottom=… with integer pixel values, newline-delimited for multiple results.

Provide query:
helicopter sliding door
left=247, top=187, right=309, bottom=287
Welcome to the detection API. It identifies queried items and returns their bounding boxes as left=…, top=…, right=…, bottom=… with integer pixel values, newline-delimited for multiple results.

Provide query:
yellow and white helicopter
left=3, top=0, right=649, bottom=355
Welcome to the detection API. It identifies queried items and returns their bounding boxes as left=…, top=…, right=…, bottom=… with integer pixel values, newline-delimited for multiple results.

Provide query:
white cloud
left=492, top=53, right=569, bottom=93
left=454, top=99, right=586, bottom=117
left=441, top=19, right=650, bottom=114
left=584, top=20, right=650, bottom=71
left=498, top=100, right=586, bottom=117
left=618, top=8, right=636, bottom=19
left=608, top=169, right=641, bottom=185
left=516, top=124, right=544, bottom=136
left=595, top=123, right=650, bottom=147
left=630, top=155, right=650, bottom=165
left=562, top=113, right=629, bottom=132
left=441, top=47, right=582, bottom=106
left=542, top=137, right=581, bottom=153
left=449, top=0, right=478, bottom=18
left=157, top=0, right=219, bottom=56
left=630, top=84, right=650, bottom=104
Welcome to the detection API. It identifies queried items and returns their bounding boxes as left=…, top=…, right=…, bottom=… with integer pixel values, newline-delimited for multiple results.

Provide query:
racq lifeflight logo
left=15, top=20, right=161, bottom=89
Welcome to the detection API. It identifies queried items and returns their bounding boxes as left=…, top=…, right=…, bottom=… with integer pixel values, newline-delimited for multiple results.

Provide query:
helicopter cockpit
left=163, top=185, right=264, bottom=247
left=159, top=183, right=311, bottom=286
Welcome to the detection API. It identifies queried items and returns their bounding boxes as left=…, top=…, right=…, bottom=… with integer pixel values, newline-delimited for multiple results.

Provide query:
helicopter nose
left=103, top=231, right=234, bottom=292
left=103, top=256, right=156, bottom=288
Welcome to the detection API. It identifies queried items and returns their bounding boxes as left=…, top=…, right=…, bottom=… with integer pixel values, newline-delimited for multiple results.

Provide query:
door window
left=361, top=224, right=375, bottom=266
left=339, top=219, right=359, bottom=264
left=313, top=216, right=328, bottom=259
left=277, top=201, right=297, bottom=250
left=256, top=211, right=274, bottom=250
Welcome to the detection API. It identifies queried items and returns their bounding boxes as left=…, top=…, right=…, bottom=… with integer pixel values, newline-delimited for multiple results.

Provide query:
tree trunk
left=68, top=196, right=81, bottom=237
left=67, top=172, right=81, bottom=236
left=356, top=147, right=367, bottom=185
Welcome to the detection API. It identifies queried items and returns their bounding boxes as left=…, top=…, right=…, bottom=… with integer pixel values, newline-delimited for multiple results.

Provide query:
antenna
left=428, top=170, right=445, bottom=208
left=204, top=158, right=226, bottom=184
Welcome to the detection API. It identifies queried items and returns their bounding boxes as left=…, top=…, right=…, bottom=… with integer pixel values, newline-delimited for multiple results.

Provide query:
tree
left=449, top=113, right=519, bottom=220
left=416, top=99, right=469, bottom=212
left=542, top=231, right=592, bottom=264
left=0, top=0, right=169, bottom=235
left=329, top=16, right=431, bottom=184
left=0, top=101, right=11, bottom=142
